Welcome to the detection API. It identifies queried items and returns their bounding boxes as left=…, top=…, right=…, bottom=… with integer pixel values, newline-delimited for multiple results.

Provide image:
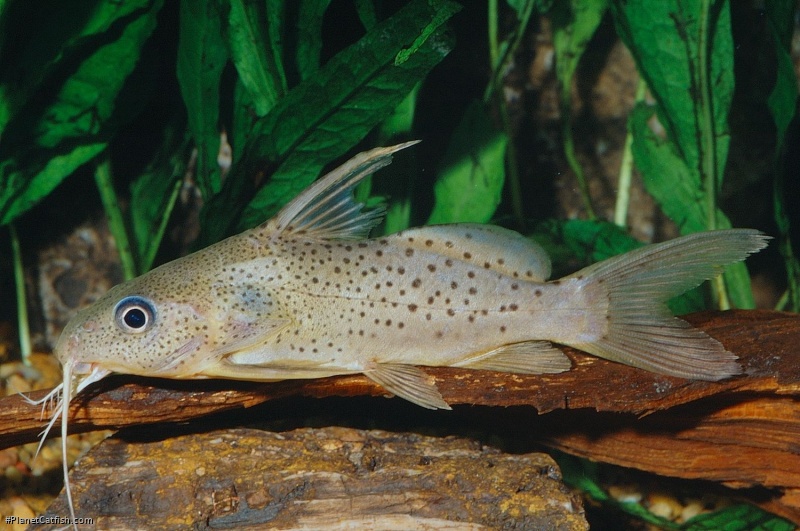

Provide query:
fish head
left=54, top=266, right=216, bottom=384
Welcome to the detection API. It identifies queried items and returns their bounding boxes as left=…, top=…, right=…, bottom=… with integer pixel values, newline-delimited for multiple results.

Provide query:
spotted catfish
left=33, top=141, right=766, bottom=525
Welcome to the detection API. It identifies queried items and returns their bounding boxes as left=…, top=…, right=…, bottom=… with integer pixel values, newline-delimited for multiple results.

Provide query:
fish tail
left=569, top=229, right=769, bottom=380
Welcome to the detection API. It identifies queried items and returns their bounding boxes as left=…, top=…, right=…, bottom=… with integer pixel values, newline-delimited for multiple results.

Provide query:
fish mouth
left=70, top=361, right=113, bottom=395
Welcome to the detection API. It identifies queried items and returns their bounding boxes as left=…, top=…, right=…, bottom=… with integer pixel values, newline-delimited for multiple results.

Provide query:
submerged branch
left=1, top=310, right=799, bottom=521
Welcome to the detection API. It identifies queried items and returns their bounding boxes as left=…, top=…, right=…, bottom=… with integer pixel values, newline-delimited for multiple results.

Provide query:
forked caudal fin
left=568, top=229, right=770, bottom=380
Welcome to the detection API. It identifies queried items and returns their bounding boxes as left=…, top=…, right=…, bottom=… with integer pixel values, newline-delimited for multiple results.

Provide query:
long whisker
left=60, top=360, right=78, bottom=530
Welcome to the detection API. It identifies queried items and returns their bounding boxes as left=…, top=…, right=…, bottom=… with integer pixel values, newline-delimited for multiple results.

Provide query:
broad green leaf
left=629, top=105, right=709, bottom=235
left=197, top=0, right=460, bottom=246
left=614, top=1, right=753, bottom=309
left=177, top=0, right=228, bottom=199
left=611, top=0, right=734, bottom=191
left=393, top=0, right=455, bottom=65
left=426, top=101, right=507, bottom=225
left=354, top=0, right=378, bottom=30
left=375, top=84, right=421, bottom=234
left=296, top=0, right=333, bottom=80
left=629, top=103, right=756, bottom=309
left=0, top=0, right=155, bottom=136
left=682, top=503, right=795, bottom=531
left=227, top=0, right=287, bottom=117
left=0, top=144, right=105, bottom=225
left=0, top=0, right=163, bottom=226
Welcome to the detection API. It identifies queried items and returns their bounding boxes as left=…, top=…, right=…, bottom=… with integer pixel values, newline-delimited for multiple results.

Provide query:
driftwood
left=33, top=427, right=588, bottom=530
left=1, top=310, right=799, bottom=521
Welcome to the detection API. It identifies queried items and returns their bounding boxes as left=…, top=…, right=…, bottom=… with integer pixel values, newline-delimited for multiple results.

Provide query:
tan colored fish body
left=34, top=142, right=768, bottom=526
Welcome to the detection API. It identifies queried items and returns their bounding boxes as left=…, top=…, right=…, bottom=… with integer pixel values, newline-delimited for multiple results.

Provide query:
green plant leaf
left=227, top=0, right=287, bottom=117
left=374, top=84, right=421, bottom=234
left=196, top=0, right=460, bottom=246
left=354, top=0, right=378, bottom=30
left=0, top=0, right=157, bottom=137
left=296, top=0, right=333, bottom=80
left=628, top=104, right=756, bottom=309
left=426, top=101, right=507, bottom=225
left=612, top=1, right=755, bottom=308
left=611, top=0, right=734, bottom=191
left=682, top=503, right=795, bottom=531
left=129, top=122, right=190, bottom=274
left=177, top=0, right=228, bottom=199
left=0, top=0, right=163, bottom=226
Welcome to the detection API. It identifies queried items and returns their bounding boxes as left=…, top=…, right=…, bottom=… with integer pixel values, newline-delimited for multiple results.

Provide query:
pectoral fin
left=453, top=341, right=571, bottom=374
left=364, top=363, right=451, bottom=410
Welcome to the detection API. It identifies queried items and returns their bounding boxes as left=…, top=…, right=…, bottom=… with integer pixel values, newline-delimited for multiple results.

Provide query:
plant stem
left=614, top=78, right=647, bottom=227
left=484, top=0, right=536, bottom=227
left=696, top=0, right=729, bottom=310
left=10, top=224, right=31, bottom=366
left=94, top=156, right=137, bottom=280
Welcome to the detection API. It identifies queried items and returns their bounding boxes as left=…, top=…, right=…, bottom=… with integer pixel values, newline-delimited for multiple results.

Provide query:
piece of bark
left=33, top=427, right=588, bottom=530
left=1, top=310, right=798, bottom=521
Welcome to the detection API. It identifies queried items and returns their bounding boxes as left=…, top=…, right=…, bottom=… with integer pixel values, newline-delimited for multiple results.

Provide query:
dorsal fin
left=392, top=224, right=551, bottom=281
left=266, top=141, right=419, bottom=240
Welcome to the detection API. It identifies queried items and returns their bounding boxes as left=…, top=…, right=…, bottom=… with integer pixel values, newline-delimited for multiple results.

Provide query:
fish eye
left=114, top=296, right=156, bottom=333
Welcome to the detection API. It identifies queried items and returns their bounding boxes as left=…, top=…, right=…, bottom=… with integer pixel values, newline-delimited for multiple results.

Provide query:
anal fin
left=364, top=364, right=451, bottom=410
left=453, top=341, right=571, bottom=374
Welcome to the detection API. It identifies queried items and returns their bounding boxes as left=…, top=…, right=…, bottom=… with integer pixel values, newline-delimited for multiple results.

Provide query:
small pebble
left=0, top=448, right=18, bottom=468
left=608, top=484, right=642, bottom=504
left=680, top=499, right=705, bottom=522
left=647, top=492, right=682, bottom=520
